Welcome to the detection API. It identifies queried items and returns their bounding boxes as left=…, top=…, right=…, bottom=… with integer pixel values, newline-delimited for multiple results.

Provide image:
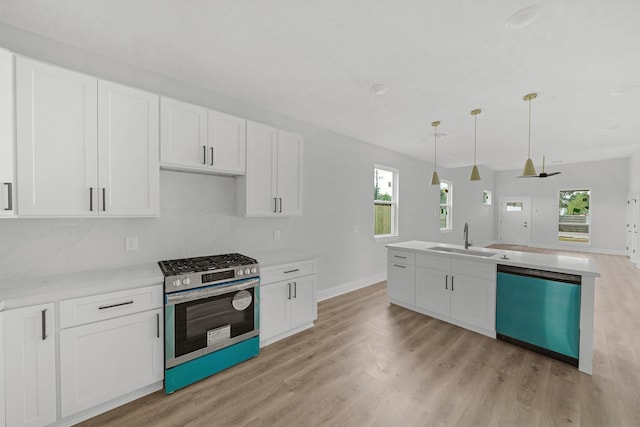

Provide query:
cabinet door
left=16, top=57, right=98, bottom=216
left=60, top=309, right=163, bottom=417
left=0, top=311, right=5, bottom=427
left=290, top=275, right=317, bottom=328
left=4, top=303, right=56, bottom=427
left=160, top=97, right=208, bottom=169
left=449, top=274, right=496, bottom=331
left=276, top=130, right=303, bottom=215
left=245, top=121, right=278, bottom=216
left=208, top=110, right=246, bottom=174
left=0, top=49, right=15, bottom=217
left=415, top=266, right=450, bottom=317
left=387, top=261, right=415, bottom=305
left=98, top=81, right=159, bottom=216
left=260, top=280, right=291, bottom=342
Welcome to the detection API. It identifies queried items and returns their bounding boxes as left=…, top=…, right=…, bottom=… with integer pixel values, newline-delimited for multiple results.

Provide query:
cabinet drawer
left=416, top=253, right=451, bottom=271
left=452, top=259, right=496, bottom=281
left=260, top=259, right=316, bottom=285
left=60, top=284, right=163, bottom=328
left=388, top=250, right=415, bottom=265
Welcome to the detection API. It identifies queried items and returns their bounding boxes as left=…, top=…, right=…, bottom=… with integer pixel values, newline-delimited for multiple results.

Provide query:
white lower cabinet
left=59, top=309, right=163, bottom=417
left=3, top=303, right=56, bottom=427
left=0, top=311, right=5, bottom=427
left=387, top=249, right=496, bottom=338
left=59, top=284, right=163, bottom=420
left=260, top=259, right=317, bottom=346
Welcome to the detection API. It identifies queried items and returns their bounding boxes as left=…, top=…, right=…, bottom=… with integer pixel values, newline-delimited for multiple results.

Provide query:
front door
left=499, top=197, right=532, bottom=245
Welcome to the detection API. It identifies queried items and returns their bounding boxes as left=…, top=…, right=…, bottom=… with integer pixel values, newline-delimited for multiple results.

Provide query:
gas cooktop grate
left=158, top=253, right=257, bottom=276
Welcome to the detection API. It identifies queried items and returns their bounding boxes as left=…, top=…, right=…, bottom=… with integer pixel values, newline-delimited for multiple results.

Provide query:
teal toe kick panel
left=165, top=336, right=259, bottom=394
left=496, top=265, right=581, bottom=365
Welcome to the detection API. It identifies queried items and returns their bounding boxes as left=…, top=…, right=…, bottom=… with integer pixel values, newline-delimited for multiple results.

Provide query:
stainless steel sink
left=427, top=246, right=497, bottom=258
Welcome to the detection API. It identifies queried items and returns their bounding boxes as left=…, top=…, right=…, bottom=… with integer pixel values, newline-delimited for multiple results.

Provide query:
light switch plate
left=125, top=236, right=138, bottom=251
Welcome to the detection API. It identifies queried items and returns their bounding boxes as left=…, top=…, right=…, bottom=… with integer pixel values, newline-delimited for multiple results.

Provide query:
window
left=483, top=190, right=492, bottom=205
left=440, top=180, right=452, bottom=230
left=506, top=202, right=523, bottom=212
left=558, top=189, right=590, bottom=243
left=374, top=165, right=398, bottom=236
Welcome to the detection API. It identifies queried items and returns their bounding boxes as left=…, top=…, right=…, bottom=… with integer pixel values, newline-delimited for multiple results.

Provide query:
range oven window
left=174, top=288, right=255, bottom=358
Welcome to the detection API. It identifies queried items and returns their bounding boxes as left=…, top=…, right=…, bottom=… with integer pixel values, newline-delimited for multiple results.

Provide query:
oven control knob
left=244, top=268, right=251, bottom=275
left=182, top=278, right=191, bottom=286
left=172, top=279, right=181, bottom=288
left=237, top=269, right=244, bottom=276
left=251, top=267, right=257, bottom=274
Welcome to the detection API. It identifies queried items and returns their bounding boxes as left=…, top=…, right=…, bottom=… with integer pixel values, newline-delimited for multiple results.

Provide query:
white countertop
left=246, top=248, right=317, bottom=269
left=0, top=263, right=163, bottom=311
left=387, top=241, right=601, bottom=278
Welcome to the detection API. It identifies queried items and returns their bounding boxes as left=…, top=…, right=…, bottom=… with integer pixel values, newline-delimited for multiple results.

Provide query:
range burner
left=158, top=253, right=259, bottom=293
left=159, top=253, right=258, bottom=276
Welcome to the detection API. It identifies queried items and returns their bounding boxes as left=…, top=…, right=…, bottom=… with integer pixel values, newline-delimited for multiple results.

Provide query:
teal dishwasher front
left=496, top=265, right=581, bottom=365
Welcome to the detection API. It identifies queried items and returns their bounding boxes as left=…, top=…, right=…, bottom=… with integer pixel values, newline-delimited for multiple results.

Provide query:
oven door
left=165, top=277, right=259, bottom=368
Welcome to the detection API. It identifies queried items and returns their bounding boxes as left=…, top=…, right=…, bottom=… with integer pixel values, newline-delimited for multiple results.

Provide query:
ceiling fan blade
left=545, top=171, right=562, bottom=176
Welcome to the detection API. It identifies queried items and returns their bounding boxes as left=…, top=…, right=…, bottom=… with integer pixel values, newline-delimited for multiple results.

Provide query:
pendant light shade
left=430, top=120, right=441, bottom=185
left=469, top=109, right=482, bottom=181
left=521, top=93, right=538, bottom=177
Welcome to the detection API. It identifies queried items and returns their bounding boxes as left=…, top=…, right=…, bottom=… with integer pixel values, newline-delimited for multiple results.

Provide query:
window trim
left=440, top=180, right=453, bottom=231
left=374, top=164, right=399, bottom=238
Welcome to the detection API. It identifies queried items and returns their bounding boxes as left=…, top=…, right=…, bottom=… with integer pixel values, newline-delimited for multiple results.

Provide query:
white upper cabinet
left=160, top=97, right=246, bottom=175
left=97, top=80, right=159, bottom=216
left=0, top=48, right=15, bottom=217
left=16, top=57, right=98, bottom=217
left=16, top=57, right=159, bottom=217
left=239, top=121, right=303, bottom=216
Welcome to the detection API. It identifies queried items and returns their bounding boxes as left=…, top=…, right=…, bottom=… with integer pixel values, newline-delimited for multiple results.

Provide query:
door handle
left=451, top=276, right=454, bottom=291
left=102, top=188, right=106, bottom=211
left=202, top=146, right=207, bottom=164
left=293, top=281, right=297, bottom=298
left=41, top=309, right=47, bottom=340
left=445, top=274, right=448, bottom=290
left=89, top=187, right=94, bottom=211
left=279, top=198, right=283, bottom=213
left=156, top=313, right=160, bottom=338
left=3, top=182, right=12, bottom=211
left=287, top=283, right=292, bottom=300
left=273, top=197, right=277, bottom=213
left=210, top=147, right=214, bottom=166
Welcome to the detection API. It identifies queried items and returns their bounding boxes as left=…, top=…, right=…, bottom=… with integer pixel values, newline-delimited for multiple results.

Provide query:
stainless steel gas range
left=158, top=253, right=260, bottom=394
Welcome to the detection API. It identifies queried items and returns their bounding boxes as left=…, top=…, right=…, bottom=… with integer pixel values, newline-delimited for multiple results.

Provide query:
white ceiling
left=1, top=0, right=639, bottom=171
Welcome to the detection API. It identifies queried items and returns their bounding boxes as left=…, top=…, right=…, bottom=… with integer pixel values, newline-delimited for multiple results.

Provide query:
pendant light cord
left=474, top=114, right=477, bottom=163
left=528, top=97, right=532, bottom=158
left=433, top=124, right=437, bottom=171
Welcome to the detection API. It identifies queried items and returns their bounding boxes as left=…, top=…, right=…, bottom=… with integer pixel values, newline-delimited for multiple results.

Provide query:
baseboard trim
left=318, top=272, right=386, bottom=302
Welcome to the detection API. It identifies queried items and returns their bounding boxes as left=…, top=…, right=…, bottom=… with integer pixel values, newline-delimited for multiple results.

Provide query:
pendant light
left=469, top=109, right=482, bottom=181
left=430, top=120, right=441, bottom=185
left=521, top=93, right=538, bottom=177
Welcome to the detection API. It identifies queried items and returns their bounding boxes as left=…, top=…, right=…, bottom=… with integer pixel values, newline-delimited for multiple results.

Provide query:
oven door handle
left=165, top=278, right=260, bottom=305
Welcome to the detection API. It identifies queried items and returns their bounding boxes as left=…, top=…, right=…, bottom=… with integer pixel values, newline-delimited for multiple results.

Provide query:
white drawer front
left=416, top=253, right=451, bottom=271
left=60, top=284, right=163, bottom=328
left=452, top=259, right=496, bottom=281
left=260, top=260, right=316, bottom=285
left=388, top=250, right=415, bottom=265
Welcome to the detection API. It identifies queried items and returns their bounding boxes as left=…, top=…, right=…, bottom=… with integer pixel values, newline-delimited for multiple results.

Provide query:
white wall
left=0, top=23, right=497, bottom=297
left=628, top=147, right=640, bottom=193
left=494, top=158, right=628, bottom=254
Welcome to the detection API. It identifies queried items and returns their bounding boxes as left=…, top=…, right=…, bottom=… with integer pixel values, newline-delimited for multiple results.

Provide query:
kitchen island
left=386, top=241, right=600, bottom=375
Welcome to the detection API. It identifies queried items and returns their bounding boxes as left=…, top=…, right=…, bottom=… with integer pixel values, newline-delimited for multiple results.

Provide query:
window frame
left=374, top=164, right=399, bottom=239
left=557, top=188, right=591, bottom=245
left=440, top=180, right=453, bottom=231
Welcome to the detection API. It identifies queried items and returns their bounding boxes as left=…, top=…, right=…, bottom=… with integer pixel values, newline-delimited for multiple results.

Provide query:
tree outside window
left=440, top=181, right=452, bottom=230
left=558, top=189, right=590, bottom=243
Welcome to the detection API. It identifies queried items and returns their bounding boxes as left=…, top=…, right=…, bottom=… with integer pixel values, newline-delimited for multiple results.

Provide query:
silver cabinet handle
left=287, top=283, right=292, bottom=300
left=99, top=300, right=134, bottom=310
left=3, top=182, right=12, bottom=211
left=293, top=281, right=297, bottom=298
left=279, top=197, right=283, bottom=213
left=41, top=309, right=47, bottom=340
left=202, top=146, right=207, bottom=164
left=273, top=197, right=277, bottom=213
left=89, top=187, right=94, bottom=211
left=102, top=188, right=106, bottom=211
left=156, top=313, right=160, bottom=338
left=393, top=264, right=406, bottom=268
left=451, top=276, right=454, bottom=291
left=393, top=255, right=407, bottom=259
left=445, top=274, right=448, bottom=290
left=210, top=147, right=214, bottom=166
left=284, top=269, right=299, bottom=274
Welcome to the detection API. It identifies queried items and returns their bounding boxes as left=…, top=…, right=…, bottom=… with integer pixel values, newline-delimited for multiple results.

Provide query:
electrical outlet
left=353, top=225, right=359, bottom=233
left=125, top=236, right=138, bottom=251
left=273, top=230, right=281, bottom=240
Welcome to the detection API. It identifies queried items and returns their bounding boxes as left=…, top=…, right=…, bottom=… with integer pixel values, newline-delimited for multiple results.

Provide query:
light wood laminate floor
left=79, top=246, right=640, bottom=426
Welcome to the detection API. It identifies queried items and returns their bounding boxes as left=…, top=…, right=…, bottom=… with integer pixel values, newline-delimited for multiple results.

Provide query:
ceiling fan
left=518, top=156, right=561, bottom=178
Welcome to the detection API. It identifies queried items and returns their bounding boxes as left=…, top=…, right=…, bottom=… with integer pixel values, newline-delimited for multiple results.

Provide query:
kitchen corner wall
left=494, top=158, right=628, bottom=254
left=0, top=23, right=497, bottom=296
